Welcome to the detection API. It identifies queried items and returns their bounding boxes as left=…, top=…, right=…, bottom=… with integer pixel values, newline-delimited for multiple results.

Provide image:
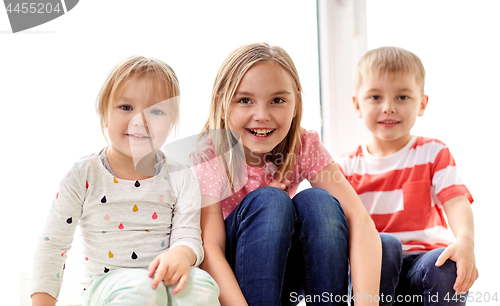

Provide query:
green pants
left=83, top=267, right=220, bottom=306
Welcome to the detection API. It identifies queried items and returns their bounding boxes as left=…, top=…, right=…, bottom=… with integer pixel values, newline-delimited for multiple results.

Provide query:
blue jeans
left=393, top=248, right=466, bottom=306
left=225, top=187, right=401, bottom=306
left=379, top=233, right=403, bottom=306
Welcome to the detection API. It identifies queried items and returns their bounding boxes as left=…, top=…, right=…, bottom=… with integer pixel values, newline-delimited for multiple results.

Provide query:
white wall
left=1, top=1, right=321, bottom=305
left=364, top=1, right=499, bottom=304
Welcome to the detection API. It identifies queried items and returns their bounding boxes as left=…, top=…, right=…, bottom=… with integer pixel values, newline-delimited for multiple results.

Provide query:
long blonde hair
left=201, top=42, right=303, bottom=188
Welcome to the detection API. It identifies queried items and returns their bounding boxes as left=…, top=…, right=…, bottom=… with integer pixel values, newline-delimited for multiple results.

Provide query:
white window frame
left=317, top=0, right=370, bottom=157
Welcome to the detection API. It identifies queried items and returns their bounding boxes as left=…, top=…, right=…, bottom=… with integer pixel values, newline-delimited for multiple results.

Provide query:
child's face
left=106, top=78, right=173, bottom=161
left=229, top=61, right=297, bottom=167
left=353, top=73, right=428, bottom=150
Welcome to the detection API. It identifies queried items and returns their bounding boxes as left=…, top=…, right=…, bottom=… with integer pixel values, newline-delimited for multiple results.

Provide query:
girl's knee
left=240, top=186, right=294, bottom=222
left=189, top=267, right=220, bottom=290
left=250, top=186, right=292, bottom=206
left=117, top=269, right=167, bottom=298
left=87, top=269, right=168, bottom=305
left=170, top=268, right=220, bottom=305
left=293, top=188, right=347, bottom=228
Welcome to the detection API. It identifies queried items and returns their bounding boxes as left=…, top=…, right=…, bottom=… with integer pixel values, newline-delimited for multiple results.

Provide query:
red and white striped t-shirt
left=336, top=136, right=473, bottom=254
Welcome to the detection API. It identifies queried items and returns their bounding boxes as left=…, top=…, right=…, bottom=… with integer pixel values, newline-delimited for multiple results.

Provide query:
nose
left=382, top=100, right=397, bottom=114
left=129, top=110, right=148, bottom=128
left=252, top=103, right=271, bottom=121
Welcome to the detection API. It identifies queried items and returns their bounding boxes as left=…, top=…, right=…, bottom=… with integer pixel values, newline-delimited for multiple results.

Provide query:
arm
left=310, top=162, right=381, bottom=306
left=200, top=196, right=248, bottom=306
left=31, top=163, right=85, bottom=303
left=149, top=166, right=204, bottom=293
left=437, top=195, right=478, bottom=294
left=31, top=293, right=56, bottom=306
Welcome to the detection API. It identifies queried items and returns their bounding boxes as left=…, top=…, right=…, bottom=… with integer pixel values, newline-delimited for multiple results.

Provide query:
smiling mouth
left=247, top=128, right=274, bottom=137
left=127, top=133, right=151, bottom=139
left=378, top=120, right=400, bottom=124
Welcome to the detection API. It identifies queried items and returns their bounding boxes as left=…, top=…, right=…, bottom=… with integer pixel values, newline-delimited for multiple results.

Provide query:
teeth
left=128, top=134, right=149, bottom=138
left=251, top=129, right=273, bottom=133
left=249, top=129, right=273, bottom=136
left=380, top=121, right=398, bottom=124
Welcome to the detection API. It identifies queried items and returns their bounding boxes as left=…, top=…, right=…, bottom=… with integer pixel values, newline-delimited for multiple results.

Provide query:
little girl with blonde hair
left=191, top=43, right=400, bottom=306
left=31, top=56, right=220, bottom=306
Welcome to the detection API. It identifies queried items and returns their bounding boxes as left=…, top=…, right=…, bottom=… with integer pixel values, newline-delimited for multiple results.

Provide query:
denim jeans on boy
left=224, top=187, right=401, bottom=306
left=393, top=248, right=466, bottom=306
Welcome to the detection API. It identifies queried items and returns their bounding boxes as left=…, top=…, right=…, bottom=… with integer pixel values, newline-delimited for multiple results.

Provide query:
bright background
left=2, top=0, right=499, bottom=305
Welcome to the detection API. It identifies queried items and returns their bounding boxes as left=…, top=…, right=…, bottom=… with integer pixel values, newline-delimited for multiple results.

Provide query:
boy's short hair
left=354, top=46, right=426, bottom=94
left=96, top=55, right=180, bottom=131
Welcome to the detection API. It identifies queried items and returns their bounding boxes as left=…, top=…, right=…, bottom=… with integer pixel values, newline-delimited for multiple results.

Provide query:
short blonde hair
left=202, top=42, right=303, bottom=184
left=96, top=55, right=180, bottom=131
left=354, top=46, right=426, bottom=93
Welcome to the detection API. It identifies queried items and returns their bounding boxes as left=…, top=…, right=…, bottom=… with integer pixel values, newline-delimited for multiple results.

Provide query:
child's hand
left=435, top=238, right=478, bottom=294
left=269, top=178, right=291, bottom=193
left=148, top=245, right=194, bottom=294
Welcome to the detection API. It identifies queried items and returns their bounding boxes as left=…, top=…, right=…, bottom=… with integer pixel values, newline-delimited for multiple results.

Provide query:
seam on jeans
left=297, top=224, right=314, bottom=295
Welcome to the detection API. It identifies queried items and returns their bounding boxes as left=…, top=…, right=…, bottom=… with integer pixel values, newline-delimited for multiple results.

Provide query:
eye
left=237, top=98, right=251, bottom=104
left=150, top=109, right=164, bottom=115
left=271, top=98, right=285, bottom=104
left=370, top=95, right=381, bottom=100
left=120, top=105, right=132, bottom=111
left=399, top=95, right=409, bottom=101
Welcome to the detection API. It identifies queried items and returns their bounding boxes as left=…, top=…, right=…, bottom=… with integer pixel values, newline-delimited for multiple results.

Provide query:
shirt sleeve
left=169, top=167, right=204, bottom=267
left=191, top=156, right=225, bottom=200
left=431, top=143, right=474, bottom=205
left=298, top=130, right=334, bottom=181
left=30, top=162, right=86, bottom=300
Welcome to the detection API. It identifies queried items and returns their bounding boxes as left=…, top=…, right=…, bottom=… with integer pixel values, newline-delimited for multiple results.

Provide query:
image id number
left=444, top=292, right=498, bottom=303
left=6, top=2, right=62, bottom=14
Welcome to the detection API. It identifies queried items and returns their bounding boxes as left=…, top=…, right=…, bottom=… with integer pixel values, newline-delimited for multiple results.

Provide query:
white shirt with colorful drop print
left=30, top=149, right=203, bottom=300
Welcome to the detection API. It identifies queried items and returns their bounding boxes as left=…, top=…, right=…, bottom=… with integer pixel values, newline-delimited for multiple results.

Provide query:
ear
left=352, top=96, right=362, bottom=118
left=418, top=95, right=429, bottom=116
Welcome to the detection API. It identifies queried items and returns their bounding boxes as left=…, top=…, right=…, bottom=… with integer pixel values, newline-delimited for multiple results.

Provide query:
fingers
left=453, top=264, right=467, bottom=294
left=283, top=178, right=291, bottom=188
left=467, top=268, right=479, bottom=291
left=455, top=266, right=479, bottom=294
left=269, top=181, right=287, bottom=190
left=148, top=257, right=159, bottom=278
left=435, top=248, right=452, bottom=267
left=151, top=262, right=169, bottom=290
left=171, top=273, right=189, bottom=295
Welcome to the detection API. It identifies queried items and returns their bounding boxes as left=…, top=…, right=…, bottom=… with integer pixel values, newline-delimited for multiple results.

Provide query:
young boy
left=337, top=46, right=478, bottom=305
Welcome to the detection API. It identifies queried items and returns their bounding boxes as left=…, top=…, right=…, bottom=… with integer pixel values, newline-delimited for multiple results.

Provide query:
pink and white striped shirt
left=337, top=136, right=473, bottom=254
